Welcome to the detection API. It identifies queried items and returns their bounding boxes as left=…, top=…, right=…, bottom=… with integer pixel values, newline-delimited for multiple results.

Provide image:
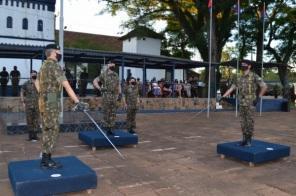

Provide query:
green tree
left=99, top=0, right=239, bottom=96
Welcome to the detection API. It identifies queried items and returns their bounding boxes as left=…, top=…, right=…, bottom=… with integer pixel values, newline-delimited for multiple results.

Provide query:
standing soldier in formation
left=10, top=65, right=20, bottom=96
left=93, top=61, right=121, bottom=135
left=79, top=67, right=89, bottom=97
left=35, top=44, right=88, bottom=169
left=0, top=67, right=9, bottom=96
left=221, top=61, right=267, bottom=146
left=123, top=77, right=140, bottom=134
left=20, top=70, right=39, bottom=142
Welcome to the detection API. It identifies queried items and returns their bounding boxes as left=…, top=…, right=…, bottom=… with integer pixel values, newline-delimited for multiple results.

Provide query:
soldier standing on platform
left=35, top=44, right=88, bottom=169
left=221, top=61, right=267, bottom=146
left=0, top=67, right=9, bottom=96
left=10, top=66, right=20, bottom=96
left=93, top=61, right=121, bottom=135
left=20, top=70, right=39, bottom=142
left=123, top=77, right=140, bottom=134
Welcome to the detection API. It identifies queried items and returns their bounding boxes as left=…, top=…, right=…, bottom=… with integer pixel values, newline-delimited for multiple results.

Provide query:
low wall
left=0, top=97, right=216, bottom=113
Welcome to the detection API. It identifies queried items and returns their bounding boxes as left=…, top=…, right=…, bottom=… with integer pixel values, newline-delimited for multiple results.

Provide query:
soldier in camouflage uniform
left=93, top=61, right=121, bottom=135
left=20, top=70, right=39, bottom=141
left=35, top=44, right=88, bottom=169
left=221, top=61, right=267, bottom=146
left=123, top=77, right=140, bottom=134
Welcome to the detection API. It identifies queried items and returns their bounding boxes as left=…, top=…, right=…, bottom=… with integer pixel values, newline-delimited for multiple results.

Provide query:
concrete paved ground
left=0, top=110, right=295, bottom=196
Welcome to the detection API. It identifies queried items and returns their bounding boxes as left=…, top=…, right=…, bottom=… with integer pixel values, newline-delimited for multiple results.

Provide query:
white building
left=0, top=0, right=56, bottom=83
left=0, top=0, right=56, bottom=46
left=120, top=26, right=183, bottom=81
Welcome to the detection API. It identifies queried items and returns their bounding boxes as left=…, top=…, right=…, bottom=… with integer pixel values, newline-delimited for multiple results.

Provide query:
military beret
left=45, top=44, right=60, bottom=50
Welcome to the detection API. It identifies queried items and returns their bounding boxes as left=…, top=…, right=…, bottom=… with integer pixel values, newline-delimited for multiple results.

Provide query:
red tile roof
left=55, top=30, right=122, bottom=52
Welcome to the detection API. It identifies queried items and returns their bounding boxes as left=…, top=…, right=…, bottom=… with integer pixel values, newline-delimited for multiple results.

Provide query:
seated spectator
left=152, top=82, right=161, bottom=97
left=174, top=79, right=183, bottom=98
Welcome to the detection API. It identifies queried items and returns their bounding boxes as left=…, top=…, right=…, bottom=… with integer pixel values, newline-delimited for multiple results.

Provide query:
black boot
left=27, top=131, right=33, bottom=141
left=128, top=129, right=136, bottom=134
left=246, top=134, right=252, bottom=146
left=240, top=134, right=252, bottom=147
left=240, top=134, right=248, bottom=146
left=31, top=132, right=39, bottom=141
left=105, top=127, right=114, bottom=135
left=40, top=153, right=63, bottom=169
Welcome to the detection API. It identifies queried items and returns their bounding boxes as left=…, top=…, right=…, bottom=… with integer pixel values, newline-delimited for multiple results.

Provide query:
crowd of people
left=143, top=76, right=203, bottom=98
left=0, top=66, right=21, bottom=96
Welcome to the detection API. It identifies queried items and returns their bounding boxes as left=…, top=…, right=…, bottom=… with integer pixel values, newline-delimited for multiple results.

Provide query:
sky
left=55, top=0, right=130, bottom=36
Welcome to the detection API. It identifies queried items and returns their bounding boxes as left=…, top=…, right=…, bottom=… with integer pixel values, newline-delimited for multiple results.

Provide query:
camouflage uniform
left=21, top=80, right=39, bottom=134
left=96, top=70, right=119, bottom=129
left=124, top=84, right=139, bottom=130
left=38, top=59, right=66, bottom=154
left=231, top=71, right=266, bottom=137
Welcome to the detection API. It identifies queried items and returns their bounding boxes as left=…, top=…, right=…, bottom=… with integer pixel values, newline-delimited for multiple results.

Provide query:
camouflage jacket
left=96, top=70, right=119, bottom=96
left=124, top=84, right=139, bottom=108
left=231, top=71, right=266, bottom=106
left=38, top=59, right=67, bottom=112
left=22, top=80, right=39, bottom=109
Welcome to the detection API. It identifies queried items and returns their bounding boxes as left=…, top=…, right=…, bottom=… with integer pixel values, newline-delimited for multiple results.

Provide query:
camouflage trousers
left=102, top=95, right=117, bottom=129
left=40, top=108, right=60, bottom=154
left=25, top=107, right=39, bottom=133
left=239, top=105, right=255, bottom=136
left=127, top=107, right=137, bottom=129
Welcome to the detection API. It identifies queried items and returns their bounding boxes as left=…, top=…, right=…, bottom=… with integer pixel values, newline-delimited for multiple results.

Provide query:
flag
left=208, top=0, right=212, bottom=8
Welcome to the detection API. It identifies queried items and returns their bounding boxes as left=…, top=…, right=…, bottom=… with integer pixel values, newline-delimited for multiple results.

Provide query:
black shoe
left=128, top=129, right=136, bottom=134
left=105, top=128, right=114, bottom=136
left=27, top=131, right=33, bottom=141
left=240, top=134, right=252, bottom=147
left=31, top=132, right=39, bottom=142
left=40, top=153, right=63, bottom=169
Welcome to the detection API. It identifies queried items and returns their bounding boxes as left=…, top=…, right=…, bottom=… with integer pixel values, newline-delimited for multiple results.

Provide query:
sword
left=83, top=110, right=125, bottom=159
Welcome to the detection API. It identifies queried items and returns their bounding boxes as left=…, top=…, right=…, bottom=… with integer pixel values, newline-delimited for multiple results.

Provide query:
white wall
left=122, top=37, right=138, bottom=53
left=0, top=0, right=55, bottom=46
left=122, top=37, right=161, bottom=56
left=137, top=37, right=161, bottom=56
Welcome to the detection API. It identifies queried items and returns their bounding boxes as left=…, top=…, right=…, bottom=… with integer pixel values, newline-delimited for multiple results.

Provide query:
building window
left=0, top=0, right=2, bottom=5
left=6, top=16, right=13, bottom=28
left=5, top=0, right=8, bottom=5
left=37, top=20, right=43, bottom=32
left=32, top=3, right=35, bottom=9
left=22, top=18, right=28, bottom=30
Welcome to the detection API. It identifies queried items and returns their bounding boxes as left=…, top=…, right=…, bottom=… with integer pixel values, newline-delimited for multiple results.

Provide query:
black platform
left=8, top=156, right=97, bottom=196
left=79, top=130, right=138, bottom=150
left=217, top=140, right=290, bottom=166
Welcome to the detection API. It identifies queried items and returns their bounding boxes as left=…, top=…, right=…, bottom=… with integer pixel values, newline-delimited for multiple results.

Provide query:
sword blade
left=83, top=110, right=125, bottom=159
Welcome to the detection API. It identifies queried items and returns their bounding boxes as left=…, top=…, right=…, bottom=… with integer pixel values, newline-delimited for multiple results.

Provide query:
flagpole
left=235, top=0, right=240, bottom=118
left=207, top=0, right=213, bottom=118
left=259, top=2, right=265, bottom=116
left=59, top=0, right=64, bottom=122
